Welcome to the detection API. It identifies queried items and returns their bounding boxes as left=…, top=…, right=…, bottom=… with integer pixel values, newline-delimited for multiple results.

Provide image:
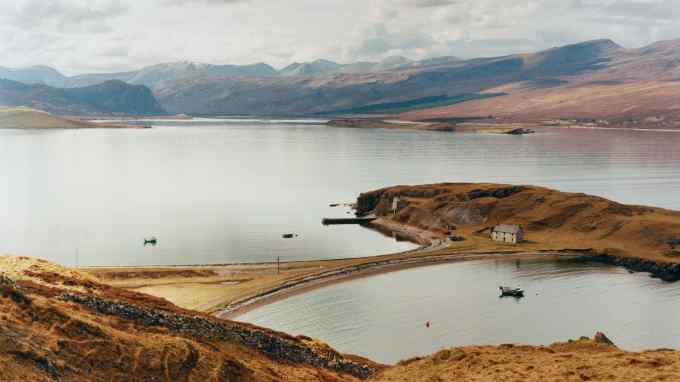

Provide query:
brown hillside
left=398, top=39, right=680, bottom=128
left=357, top=183, right=680, bottom=265
left=0, top=256, right=378, bottom=381
left=398, top=80, right=680, bottom=128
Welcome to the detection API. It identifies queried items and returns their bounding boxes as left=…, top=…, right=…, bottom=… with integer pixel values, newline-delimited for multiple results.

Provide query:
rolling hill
left=0, top=79, right=165, bottom=115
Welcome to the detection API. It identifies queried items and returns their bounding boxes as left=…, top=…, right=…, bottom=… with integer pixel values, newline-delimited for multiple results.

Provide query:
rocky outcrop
left=594, top=332, right=616, bottom=347
left=669, top=238, right=680, bottom=249
left=505, top=128, right=535, bottom=135
left=356, top=186, right=451, bottom=217
left=467, top=186, right=524, bottom=200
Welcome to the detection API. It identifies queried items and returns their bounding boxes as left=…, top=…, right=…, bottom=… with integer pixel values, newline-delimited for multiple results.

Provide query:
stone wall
left=61, top=292, right=377, bottom=379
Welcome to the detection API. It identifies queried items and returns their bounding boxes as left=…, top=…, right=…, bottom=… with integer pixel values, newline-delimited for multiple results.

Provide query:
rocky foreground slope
left=4, top=254, right=680, bottom=381
left=0, top=256, right=377, bottom=381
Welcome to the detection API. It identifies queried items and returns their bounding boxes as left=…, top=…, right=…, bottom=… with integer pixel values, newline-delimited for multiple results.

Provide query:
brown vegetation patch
left=93, top=268, right=219, bottom=281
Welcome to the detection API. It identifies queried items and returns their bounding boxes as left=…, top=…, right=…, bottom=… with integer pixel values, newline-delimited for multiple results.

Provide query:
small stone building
left=491, top=224, right=524, bottom=244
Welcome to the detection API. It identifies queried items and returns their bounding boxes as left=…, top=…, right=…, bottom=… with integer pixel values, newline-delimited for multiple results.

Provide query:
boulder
left=506, top=128, right=535, bottom=135
left=593, top=332, right=616, bottom=347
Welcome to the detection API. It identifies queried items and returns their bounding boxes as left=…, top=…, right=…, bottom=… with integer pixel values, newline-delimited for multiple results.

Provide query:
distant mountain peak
left=0, top=65, right=66, bottom=86
left=547, top=39, right=624, bottom=56
left=635, top=38, right=680, bottom=55
left=279, top=59, right=342, bottom=76
left=380, top=55, right=412, bottom=64
left=312, top=59, right=339, bottom=65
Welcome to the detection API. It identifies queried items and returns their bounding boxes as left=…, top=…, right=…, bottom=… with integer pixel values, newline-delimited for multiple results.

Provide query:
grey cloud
left=2, top=0, right=680, bottom=75
left=347, top=24, right=437, bottom=59
left=402, top=0, right=456, bottom=7
left=3, top=0, right=129, bottom=29
left=596, top=0, right=678, bottom=21
left=163, top=0, right=249, bottom=5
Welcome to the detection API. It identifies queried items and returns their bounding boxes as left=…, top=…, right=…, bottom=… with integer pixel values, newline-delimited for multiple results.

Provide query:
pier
left=322, top=215, right=377, bottom=225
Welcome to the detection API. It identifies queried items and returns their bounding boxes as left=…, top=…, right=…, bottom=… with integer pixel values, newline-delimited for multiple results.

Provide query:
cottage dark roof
left=493, top=224, right=523, bottom=234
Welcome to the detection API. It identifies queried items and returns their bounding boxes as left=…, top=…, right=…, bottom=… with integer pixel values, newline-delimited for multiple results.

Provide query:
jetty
left=322, top=215, right=376, bottom=225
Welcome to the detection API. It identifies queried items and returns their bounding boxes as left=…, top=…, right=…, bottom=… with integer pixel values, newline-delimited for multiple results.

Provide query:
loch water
left=1, top=120, right=679, bottom=266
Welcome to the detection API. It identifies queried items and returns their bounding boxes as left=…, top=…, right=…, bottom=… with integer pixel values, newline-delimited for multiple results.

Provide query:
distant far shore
left=326, top=118, right=526, bottom=133
left=0, top=107, right=147, bottom=129
left=327, top=117, right=680, bottom=134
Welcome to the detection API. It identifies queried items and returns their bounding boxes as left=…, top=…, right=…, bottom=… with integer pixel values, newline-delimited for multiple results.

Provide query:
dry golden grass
left=373, top=337, right=680, bottom=382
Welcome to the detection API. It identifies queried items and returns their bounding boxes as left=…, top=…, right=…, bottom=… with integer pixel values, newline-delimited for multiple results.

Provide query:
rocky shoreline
left=581, top=253, right=680, bottom=282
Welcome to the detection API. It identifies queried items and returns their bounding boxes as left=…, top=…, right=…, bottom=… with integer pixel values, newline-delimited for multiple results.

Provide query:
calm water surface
left=237, top=259, right=680, bottom=364
left=0, top=121, right=679, bottom=266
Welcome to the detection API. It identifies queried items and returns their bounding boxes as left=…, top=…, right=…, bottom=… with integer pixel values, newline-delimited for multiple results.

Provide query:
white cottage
left=491, top=224, right=524, bottom=244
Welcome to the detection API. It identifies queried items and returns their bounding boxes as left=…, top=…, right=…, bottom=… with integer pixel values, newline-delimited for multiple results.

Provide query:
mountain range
left=3, top=38, right=680, bottom=125
left=0, top=56, right=447, bottom=90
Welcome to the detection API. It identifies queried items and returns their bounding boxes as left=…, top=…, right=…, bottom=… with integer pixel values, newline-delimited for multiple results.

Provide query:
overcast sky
left=0, top=0, right=678, bottom=75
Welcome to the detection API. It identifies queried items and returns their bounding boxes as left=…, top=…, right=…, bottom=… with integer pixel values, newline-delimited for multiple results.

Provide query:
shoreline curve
left=218, top=250, right=586, bottom=319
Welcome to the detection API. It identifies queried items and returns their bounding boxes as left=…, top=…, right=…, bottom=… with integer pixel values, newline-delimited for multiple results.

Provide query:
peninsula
left=87, top=183, right=680, bottom=320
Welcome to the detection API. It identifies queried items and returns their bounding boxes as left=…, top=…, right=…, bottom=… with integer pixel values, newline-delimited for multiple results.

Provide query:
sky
left=0, top=0, right=678, bottom=75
